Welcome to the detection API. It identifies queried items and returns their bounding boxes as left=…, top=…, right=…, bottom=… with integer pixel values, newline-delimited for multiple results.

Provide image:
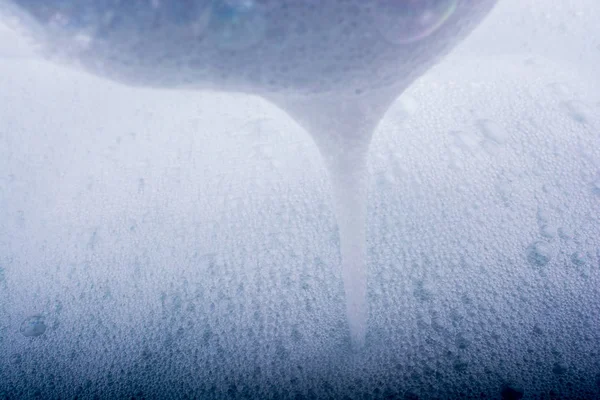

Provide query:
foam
left=1, top=48, right=599, bottom=399
left=2, top=0, right=600, bottom=398
left=1, top=0, right=497, bottom=347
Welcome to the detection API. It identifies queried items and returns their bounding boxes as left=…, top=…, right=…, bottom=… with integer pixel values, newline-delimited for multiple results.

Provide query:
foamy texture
left=0, top=0, right=498, bottom=347
left=1, top=52, right=599, bottom=398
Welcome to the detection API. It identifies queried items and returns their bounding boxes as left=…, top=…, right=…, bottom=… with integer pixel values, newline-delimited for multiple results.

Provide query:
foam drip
left=270, top=90, right=397, bottom=347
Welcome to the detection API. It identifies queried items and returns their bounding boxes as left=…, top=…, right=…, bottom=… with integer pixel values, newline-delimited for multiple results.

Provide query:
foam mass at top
left=1, top=0, right=495, bottom=95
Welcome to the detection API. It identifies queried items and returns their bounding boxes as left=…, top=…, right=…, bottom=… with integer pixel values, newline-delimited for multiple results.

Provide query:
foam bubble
left=526, top=241, right=552, bottom=267
left=20, top=315, right=47, bottom=337
left=375, top=0, right=458, bottom=45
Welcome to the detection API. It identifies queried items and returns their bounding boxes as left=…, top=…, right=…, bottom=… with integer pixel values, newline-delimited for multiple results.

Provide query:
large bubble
left=20, top=315, right=47, bottom=337
left=375, top=0, right=458, bottom=45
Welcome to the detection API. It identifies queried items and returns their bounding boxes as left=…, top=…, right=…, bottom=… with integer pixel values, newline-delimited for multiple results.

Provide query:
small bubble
left=453, top=360, right=468, bottom=373
left=413, top=280, right=433, bottom=302
left=455, top=334, right=471, bottom=349
left=536, top=208, right=551, bottom=225
left=477, top=119, right=508, bottom=145
left=20, top=315, right=47, bottom=337
left=552, top=362, right=567, bottom=375
left=561, top=100, right=592, bottom=124
left=558, top=227, right=572, bottom=240
left=375, top=0, right=458, bottom=45
left=539, top=224, right=556, bottom=239
left=449, top=130, right=483, bottom=155
left=527, top=241, right=552, bottom=267
left=570, top=251, right=587, bottom=266
left=9, top=353, right=22, bottom=364
left=496, top=181, right=511, bottom=204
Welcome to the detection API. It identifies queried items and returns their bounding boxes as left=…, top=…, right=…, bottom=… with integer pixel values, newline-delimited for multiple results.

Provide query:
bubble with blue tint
left=375, top=0, right=458, bottom=45
left=209, top=0, right=266, bottom=51
left=20, top=315, right=47, bottom=337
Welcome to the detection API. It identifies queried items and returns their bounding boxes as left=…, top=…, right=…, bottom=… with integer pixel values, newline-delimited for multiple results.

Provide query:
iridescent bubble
left=20, top=315, right=47, bottom=337
left=209, top=0, right=266, bottom=51
left=376, top=0, right=458, bottom=45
